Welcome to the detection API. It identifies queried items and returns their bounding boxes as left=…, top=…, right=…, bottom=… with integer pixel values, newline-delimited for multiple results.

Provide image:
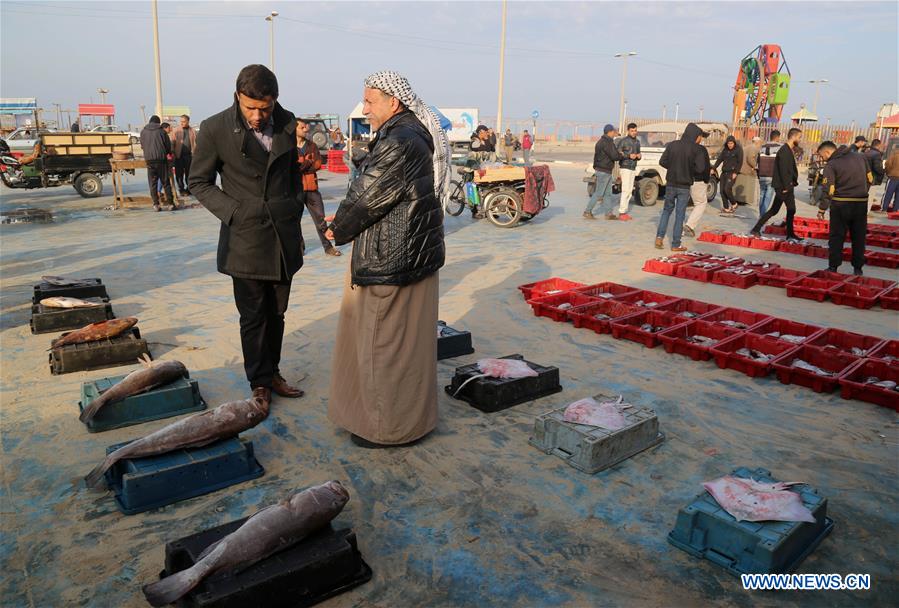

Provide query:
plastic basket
left=710, top=333, right=798, bottom=377
left=567, top=299, right=641, bottom=334
left=711, top=266, right=759, bottom=290
left=527, top=292, right=602, bottom=322
left=655, top=298, right=723, bottom=321
left=517, top=277, right=586, bottom=300
left=702, top=307, right=771, bottom=331
left=642, top=256, right=693, bottom=276
left=805, top=329, right=884, bottom=358
left=658, top=320, right=744, bottom=361
left=828, top=282, right=888, bottom=310
left=785, top=277, right=843, bottom=302
left=757, top=267, right=809, bottom=289
left=698, top=231, right=731, bottom=244
left=613, top=290, right=681, bottom=309
left=771, top=345, right=860, bottom=393
left=748, top=318, right=824, bottom=346
left=573, top=282, right=640, bottom=299
left=839, top=359, right=899, bottom=410
left=675, top=261, right=724, bottom=283
left=609, top=310, right=689, bottom=348
left=867, top=339, right=899, bottom=366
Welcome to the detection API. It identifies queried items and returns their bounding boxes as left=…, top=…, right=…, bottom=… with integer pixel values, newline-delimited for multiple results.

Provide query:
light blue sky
left=1, top=0, right=896, bottom=129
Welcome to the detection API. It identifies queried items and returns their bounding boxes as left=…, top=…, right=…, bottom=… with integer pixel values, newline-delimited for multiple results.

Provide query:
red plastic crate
left=702, top=307, right=771, bottom=331
left=748, top=237, right=781, bottom=251
left=785, top=277, right=844, bottom=302
left=777, top=240, right=809, bottom=255
left=705, top=254, right=745, bottom=267
left=567, top=299, right=641, bottom=334
left=806, top=328, right=885, bottom=357
left=887, top=212, right=899, bottom=220
left=848, top=276, right=898, bottom=292
left=756, top=267, right=809, bottom=288
left=609, top=310, right=688, bottom=348
left=711, top=266, right=759, bottom=289
left=658, top=320, right=744, bottom=361
left=573, top=282, right=640, bottom=299
left=772, top=345, right=861, bottom=393
left=613, top=290, right=681, bottom=309
left=528, top=292, right=602, bottom=322
left=675, top=261, right=724, bottom=283
left=805, top=245, right=829, bottom=259
left=867, top=234, right=894, bottom=248
left=748, top=318, right=824, bottom=345
left=643, top=256, right=692, bottom=276
left=866, top=251, right=899, bottom=269
left=799, top=229, right=829, bottom=240
left=879, top=286, right=899, bottom=310
left=868, top=339, right=899, bottom=366
left=742, top=260, right=780, bottom=273
left=655, top=298, right=723, bottom=321
left=828, top=282, right=887, bottom=309
left=793, top=217, right=828, bottom=228
left=518, top=278, right=586, bottom=300
left=763, top=225, right=787, bottom=236
left=698, top=231, right=731, bottom=244
left=710, top=333, right=799, bottom=378
left=723, top=234, right=753, bottom=248
left=869, top=223, right=899, bottom=236
left=808, top=269, right=852, bottom=282
left=839, top=359, right=899, bottom=409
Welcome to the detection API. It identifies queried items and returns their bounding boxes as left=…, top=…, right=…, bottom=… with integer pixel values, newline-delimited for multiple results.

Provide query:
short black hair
left=296, top=118, right=308, bottom=125
left=872, top=138, right=881, bottom=146
left=817, top=141, right=837, bottom=153
left=770, top=129, right=780, bottom=139
left=236, top=64, right=278, bottom=100
left=787, top=127, right=802, bottom=138
left=149, top=115, right=161, bottom=124
left=160, top=122, right=171, bottom=129
left=180, top=114, right=190, bottom=121
left=627, top=122, right=637, bottom=129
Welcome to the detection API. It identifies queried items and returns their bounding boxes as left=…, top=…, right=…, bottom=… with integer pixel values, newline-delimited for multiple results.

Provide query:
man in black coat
left=189, top=65, right=305, bottom=405
left=751, top=127, right=802, bottom=241
left=817, top=141, right=872, bottom=275
left=139, top=115, right=173, bottom=211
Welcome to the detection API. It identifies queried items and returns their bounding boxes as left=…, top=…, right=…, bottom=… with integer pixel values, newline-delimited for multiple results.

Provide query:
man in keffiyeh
left=326, top=71, right=446, bottom=448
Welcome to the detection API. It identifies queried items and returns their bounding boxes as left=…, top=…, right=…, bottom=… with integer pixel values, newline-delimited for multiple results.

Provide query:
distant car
left=88, top=124, right=141, bottom=145
left=5, top=127, right=57, bottom=153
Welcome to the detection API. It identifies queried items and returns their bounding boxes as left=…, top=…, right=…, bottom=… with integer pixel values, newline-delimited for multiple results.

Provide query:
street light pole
left=265, top=11, right=278, bottom=72
left=614, top=51, right=637, bottom=130
left=674, top=102, right=679, bottom=124
left=808, top=79, right=828, bottom=116
left=496, top=0, right=508, bottom=134
left=699, top=105, right=704, bottom=121
left=97, top=88, right=109, bottom=104
left=151, top=0, right=164, bottom=118
left=140, top=105, right=147, bottom=124
left=52, top=103, right=61, bottom=129
left=662, top=105, right=666, bottom=121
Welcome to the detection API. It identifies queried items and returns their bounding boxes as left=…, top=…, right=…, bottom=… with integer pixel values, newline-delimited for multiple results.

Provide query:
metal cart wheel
left=484, top=187, right=522, bottom=228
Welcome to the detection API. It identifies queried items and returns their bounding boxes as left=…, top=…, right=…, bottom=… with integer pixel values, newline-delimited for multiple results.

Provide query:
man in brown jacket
left=172, top=114, right=197, bottom=196
left=883, top=149, right=899, bottom=212
left=297, top=118, right=340, bottom=256
left=739, top=135, right=761, bottom=208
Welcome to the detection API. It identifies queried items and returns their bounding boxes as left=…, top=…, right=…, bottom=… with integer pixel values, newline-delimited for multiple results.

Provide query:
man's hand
left=324, top=215, right=335, bottom=241
left=731, top=173, right=737, bottom=180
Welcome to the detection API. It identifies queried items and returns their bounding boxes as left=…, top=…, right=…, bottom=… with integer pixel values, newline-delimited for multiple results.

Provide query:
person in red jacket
left=297, top=118, right=340, bottom=256
left=522, top=129, right=533, bottom=165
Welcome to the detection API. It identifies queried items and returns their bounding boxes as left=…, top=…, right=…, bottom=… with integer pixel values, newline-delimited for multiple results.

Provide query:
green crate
left=30, top=298, right=114, bottom=334
left=768, top=73, right=791, bottom=105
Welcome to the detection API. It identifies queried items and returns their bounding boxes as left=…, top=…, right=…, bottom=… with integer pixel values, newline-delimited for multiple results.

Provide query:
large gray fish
left=79, top=356, right=189, bottom=423
left=142, top=481, right=350, bottom=607
left=84, top=397, right=269, bottom=489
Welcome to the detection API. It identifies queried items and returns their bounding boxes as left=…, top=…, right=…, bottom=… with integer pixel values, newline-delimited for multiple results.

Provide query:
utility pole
left=495, top=0, right=508, bottom=134
left=151, top=0, right=164, bottom=118
left=808, top=79, right=828, bottom=116
left=265, top=11, right=278, bottom=72
left=699, top=105, right=704, bottom=121
left=140, top=105, right=147, bottom=124
left=662, top=105, right=666, bottom=121
left=52, top=103, right=62, bottom=129
left=674, top=102, right=679, bottom=124
left=623, top=100, right=628, bottom=127
left=614, top=51, right=637, bottom=131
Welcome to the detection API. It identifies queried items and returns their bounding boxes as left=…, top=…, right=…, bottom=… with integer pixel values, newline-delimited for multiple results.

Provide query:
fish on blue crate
left=437, top=320, right=475, bottom=360
left=445, top=354, right=562, bottom=413
left=103, top=436, right=264, bottom=515
left=668, top=467, right=834, bottom=576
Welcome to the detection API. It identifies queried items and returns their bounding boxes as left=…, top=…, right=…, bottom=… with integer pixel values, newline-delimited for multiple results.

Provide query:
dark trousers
left=147, top=160, right=173, bottom=205
left=232, top=276, right=292, bottom=388
left=175, top=154, right=191, bottom=192
left=828, top=202, right=867, bottom=271
left=720, top=173, right=738, bottom=210
left=752, top=187, right=797, bottom=239
left=303, top=189, right=332, bottom=249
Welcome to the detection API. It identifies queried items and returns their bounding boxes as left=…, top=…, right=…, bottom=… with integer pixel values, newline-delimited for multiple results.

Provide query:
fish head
left=289, top=481, right=351, bottom=512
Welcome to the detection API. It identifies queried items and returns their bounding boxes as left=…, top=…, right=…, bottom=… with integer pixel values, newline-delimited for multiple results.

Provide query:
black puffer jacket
left=140, top=122, right=171, bottom=162
left=660, top=123, right=706, bottom=188
left=714, top=136, right=743, bottom=175
left=822, top=145, right=871, bottom=203
left=592, top=134, right=623, bottom=173
left=330, top=111, right=445, bottom=286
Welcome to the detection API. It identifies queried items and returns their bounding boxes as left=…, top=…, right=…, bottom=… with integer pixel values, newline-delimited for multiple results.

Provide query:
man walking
left=751, top=127, right=802, bottom=241
left=189, top=64, right=306, bottom=406
left=327, top=70, right=449, bottom=448
left=487, top=128, right=497, bottom=162
left=584, top=124, right=624, bottom=220
left=655, top=123, right=706, bottom=251
left=683, top=129, right=712, bottom=238
left=882, top=147, right=899, bottom=212
left=615, top=122, right=641, bottom=221
left=296, top=117, right=340, bottom=256
left=816, top=140, right=872, bottom=275
left=757, top=130, right=781, bottom=218
left=172, top=114, right=196, bottom=196
left=139, top=115, right=173, bottom=212
left=740, top=135, right=761, bottom=209
left=502, top=128, right=516, bottom=163
left=521, top=129, right=533, bottom=164
left=864, top=138, right=885, bottom=210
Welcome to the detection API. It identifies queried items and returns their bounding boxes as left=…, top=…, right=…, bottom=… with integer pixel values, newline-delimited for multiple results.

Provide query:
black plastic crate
left=160, top=522, right=371, bottom=608
left=445, top=354, right=562, bottom=413
left=49, top=327, right=151, bottom=375
left=104, top=436, right=264, bottom=515
left=437, top=321, right=475, bottom=360
left=32, top=277, right=108, bottom=303
left=668, top=467, right=833, bottom=576
left=30, top=298, right=114, bottom=334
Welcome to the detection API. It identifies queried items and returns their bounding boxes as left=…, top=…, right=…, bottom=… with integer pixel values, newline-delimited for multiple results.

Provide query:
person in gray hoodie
left=139, top=115, right=173, bottom=211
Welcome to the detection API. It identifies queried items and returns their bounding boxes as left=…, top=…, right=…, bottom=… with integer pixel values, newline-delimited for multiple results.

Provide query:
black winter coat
left=189, top=100, right=305, bottom=281
left=330, top=111, right=445, bottom=286
left=660, top=123, right=706, bottom=188
left=772, top=142, right=799, bottom=192
left=593, top=134, right=623, bottom=173
left=714, top=136, right=743, bottom=175
left=140, top=122, right=171, bottom=162
left=822, top=145, right=872, bottom=203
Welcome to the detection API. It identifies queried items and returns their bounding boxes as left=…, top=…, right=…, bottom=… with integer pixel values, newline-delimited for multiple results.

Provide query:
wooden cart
left=448, top=164, right=551, bottom=228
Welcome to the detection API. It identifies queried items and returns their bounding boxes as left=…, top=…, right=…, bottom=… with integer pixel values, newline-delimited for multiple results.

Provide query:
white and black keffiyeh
left=364, top=70, right=451, bottom=210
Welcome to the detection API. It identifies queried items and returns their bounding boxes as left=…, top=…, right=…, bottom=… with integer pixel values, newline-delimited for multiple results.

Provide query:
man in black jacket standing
left=817, top=141, right=872, bottom=275
left=139, top=115, right=173, bottom=212
left=189, top=65, right=305, bottom=406
left=584, top=124, right=624, bottom=220
left=655, top=122, right=707, bottom=251
left=751, top=127, right=802, bottom=241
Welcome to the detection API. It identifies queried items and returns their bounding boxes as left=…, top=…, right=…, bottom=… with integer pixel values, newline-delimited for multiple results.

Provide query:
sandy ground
left=1, top=159, right=897, bottom=608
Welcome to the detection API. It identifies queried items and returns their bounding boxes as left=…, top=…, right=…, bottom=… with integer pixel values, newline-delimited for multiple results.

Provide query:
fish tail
left=78, top=397, right=106, bottom=423
left=84, top=456, right=114, bottom=490
left=142, top=544, right=222, bottom=606
left=452, top=373, right=488, bottom=397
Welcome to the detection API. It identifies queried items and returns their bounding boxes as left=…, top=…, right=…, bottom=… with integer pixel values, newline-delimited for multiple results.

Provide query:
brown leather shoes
left=272, top=374, right=304, bottom=398
left=252, top=386, right=271, bottom=406
left=324, top=246, right=342, bottom=257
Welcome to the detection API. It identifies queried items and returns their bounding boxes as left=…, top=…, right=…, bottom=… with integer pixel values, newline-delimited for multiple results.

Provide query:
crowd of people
left=468, top=124, right=533, bottom=164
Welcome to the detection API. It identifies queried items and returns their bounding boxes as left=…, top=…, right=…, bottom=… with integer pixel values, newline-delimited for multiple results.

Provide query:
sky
left=1, top=0, right=897, bottom=131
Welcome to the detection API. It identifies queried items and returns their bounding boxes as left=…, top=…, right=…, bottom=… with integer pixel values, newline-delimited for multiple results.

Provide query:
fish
left=563, top=396, right=629, bottom=430
left=79, top=356, right=188, bottom=423
left=593, top=313, right=612, bottom=321
left=640, top=323, right=664, bottom=333
left=679, top=311, right=698, bottom=318
left=851, top=347, right=868, bottom=357
left=764, top=332, right=805, bottom=344
left=596, top=292, right=615, bottom=299
left=41, top=275, right=90, bottom=286
left=686, top=335, right=717, bottom=345
left=50, top=317, right=138, bottom=350
left=84, top=397, right=269, bottom=489
left=881, top=355, right=897, bottom=363
left=863, top=377, right=898, bottom=390
left=544, top=289, right=563, bottom=295
left=557, top=303, right=573, bottom=310
left=736, top=347, right=774, bottom=362
left=142, top=481, right=350, bottom=607
left=719, top=320, right=748, bottom=329
left=453, top=358, right=538, bottom=396
left=792, top=359, right=833, bottom=377
left=635, top=300, right=659, bottom=308
left=703, top=475, right=815, bottom=523
left=39, top=297, right=103, bottom=309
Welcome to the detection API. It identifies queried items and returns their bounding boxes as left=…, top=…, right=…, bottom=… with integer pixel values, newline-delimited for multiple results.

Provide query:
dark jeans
left=656, top=185, right=690, bottom=248
left=720, top=173, right=738, bottom=210
left=883, top=177, right=899, bottom=212
left=147, top=160, right=172, bottom=205
left=175, top=154, right=191, bottom=192
left=303, top=189, right=332, bottom=249
left=828, top=202, right=867, bottom=271
left=752, top=187, right=796, bottom=239
left=232, top=276, right=292, bottom=389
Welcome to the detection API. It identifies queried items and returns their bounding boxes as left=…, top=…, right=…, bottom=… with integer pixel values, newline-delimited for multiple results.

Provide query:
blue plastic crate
left=104, top=436, right=264, bottom=515
left=667, top=467, right=833, bottom=575
left=79, top=374, right=207, bottom=433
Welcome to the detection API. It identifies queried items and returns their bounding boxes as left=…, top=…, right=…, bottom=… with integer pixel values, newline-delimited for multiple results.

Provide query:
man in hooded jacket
left=713, top=135, right=743, bottom=213
left=139, top=115, right=173, bottom=211
left=656, top=123, right=707, bottom=251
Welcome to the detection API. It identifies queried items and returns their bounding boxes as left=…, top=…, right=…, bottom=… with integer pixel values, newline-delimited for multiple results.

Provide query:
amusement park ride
left=732, top=44, right=791, bottom=125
